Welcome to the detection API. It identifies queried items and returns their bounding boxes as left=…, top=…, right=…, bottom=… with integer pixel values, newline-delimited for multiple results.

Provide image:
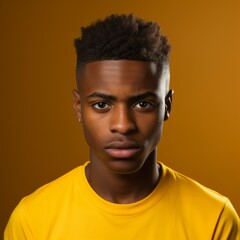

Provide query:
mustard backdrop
left=1, top=0, right=239, bottom=234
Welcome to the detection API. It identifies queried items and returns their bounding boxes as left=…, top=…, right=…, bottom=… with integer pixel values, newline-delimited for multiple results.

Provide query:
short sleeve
left=4, top=199, right=33, bottom=240
left=213, top=200, right=240, bottom=240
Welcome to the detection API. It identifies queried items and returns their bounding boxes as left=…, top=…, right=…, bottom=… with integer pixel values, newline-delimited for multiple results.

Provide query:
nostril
left=110, top=127, right=137, bottom=135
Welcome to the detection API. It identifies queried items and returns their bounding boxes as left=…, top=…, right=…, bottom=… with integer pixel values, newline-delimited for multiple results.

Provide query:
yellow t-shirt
left=4, top=162, right=240, bottom=240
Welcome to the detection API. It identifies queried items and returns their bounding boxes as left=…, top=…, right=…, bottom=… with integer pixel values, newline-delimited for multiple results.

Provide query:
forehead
left=83, top=60, right=160, bottom=79
left=78, top=60, right=167, bottom=96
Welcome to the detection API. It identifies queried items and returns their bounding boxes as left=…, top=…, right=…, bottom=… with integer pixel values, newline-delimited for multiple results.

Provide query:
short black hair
left=74, top=14, right=171, bottom=69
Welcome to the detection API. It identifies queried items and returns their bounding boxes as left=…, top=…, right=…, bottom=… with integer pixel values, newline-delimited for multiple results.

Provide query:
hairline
left=76, top=59, right=169, bottom=85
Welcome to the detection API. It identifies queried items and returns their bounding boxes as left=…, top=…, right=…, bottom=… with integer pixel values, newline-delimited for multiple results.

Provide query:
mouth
left=104, top=141, right=141, bottom=159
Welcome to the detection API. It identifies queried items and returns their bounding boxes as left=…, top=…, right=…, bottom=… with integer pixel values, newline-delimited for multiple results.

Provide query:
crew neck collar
left=78, top=161, right=172, bottom=216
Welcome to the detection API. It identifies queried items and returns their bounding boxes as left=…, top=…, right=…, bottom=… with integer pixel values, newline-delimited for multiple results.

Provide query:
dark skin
left=73, top=60, right=173, bottom=204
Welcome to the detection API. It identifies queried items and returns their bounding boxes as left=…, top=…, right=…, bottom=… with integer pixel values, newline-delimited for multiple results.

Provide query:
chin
left=107, top=158, right=145, bottom=175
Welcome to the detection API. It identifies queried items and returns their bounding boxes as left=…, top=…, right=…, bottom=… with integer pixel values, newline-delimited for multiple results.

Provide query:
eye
left=92, top=102, right=111, bottom=111
left=134, top=101, right=154, bottom=110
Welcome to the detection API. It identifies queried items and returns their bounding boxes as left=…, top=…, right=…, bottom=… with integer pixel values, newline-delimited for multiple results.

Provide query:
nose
left=110, top=105, right=137, bottom=135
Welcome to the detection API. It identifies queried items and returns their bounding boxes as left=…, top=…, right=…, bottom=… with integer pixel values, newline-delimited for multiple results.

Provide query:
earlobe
left=73, top=89, right=82, bottom=122
left=164, top=89, right=174, bottom=121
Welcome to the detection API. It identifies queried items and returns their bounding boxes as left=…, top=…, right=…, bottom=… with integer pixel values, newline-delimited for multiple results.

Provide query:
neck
left=85, top=150, right=161, bottom=204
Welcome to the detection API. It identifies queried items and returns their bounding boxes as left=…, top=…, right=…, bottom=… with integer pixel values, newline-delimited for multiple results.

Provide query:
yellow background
left=1, top=0, right=239, bottom=234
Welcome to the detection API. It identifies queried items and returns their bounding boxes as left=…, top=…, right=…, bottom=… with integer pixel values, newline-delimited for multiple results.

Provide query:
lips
left=104, top=141, right=141, bottom=159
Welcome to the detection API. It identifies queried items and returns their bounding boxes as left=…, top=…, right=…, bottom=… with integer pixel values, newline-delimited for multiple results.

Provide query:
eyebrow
left=87, top=92, right=116, bottom=101
left=129, top=92, right=158, bottom=102
left=87, top=91, right=158, bottom=102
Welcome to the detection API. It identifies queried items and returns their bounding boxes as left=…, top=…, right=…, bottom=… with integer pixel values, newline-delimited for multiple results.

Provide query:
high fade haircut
left=74, top=14, right=171, bottom=74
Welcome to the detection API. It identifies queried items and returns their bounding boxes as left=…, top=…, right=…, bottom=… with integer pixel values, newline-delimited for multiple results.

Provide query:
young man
left=5, top=14, right=239, bottom=239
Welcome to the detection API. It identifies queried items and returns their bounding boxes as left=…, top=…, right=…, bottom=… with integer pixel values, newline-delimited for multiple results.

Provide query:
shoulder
left=19, top=165, right=83, bottom=205
left=161, top=163, right=228, bottom=205
left=13, top=164, right=84, bottom=205
left=160, top=163, right=240, bottom=238
left=161, top=163, right=239, bottom=220
left=4, top=164, right=86, bottom=239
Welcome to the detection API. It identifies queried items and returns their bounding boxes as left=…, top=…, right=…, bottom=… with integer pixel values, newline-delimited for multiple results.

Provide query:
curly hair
left=74, top=14, right=171, bottom=69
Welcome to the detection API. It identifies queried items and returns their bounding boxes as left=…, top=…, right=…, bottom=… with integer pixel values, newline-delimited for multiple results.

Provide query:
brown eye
left=134, top=101, right=153, bottom=110
left=93, top=102, right=111, bottom=111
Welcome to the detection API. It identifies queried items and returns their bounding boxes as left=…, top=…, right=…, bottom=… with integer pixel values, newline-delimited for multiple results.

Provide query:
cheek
left=138, top=108, right=164, bottom=132
left=81, top=112, right=106, bottom=147
left=81, top=108, right=95, bottom=142
left=136, top=111, right=164, bottom=145
left=144, top=121, right=163, bottom=152
left=81, top=123, right=92, bottom=146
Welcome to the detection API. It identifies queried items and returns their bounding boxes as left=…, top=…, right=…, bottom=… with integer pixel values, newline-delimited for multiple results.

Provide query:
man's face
left=74, top=60, right=171, bottom=174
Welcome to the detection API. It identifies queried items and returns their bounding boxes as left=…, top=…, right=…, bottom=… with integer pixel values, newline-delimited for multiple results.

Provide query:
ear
left=73, top=89, right=82, bottom=122
left=164, top=89, right=174, bottom=121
